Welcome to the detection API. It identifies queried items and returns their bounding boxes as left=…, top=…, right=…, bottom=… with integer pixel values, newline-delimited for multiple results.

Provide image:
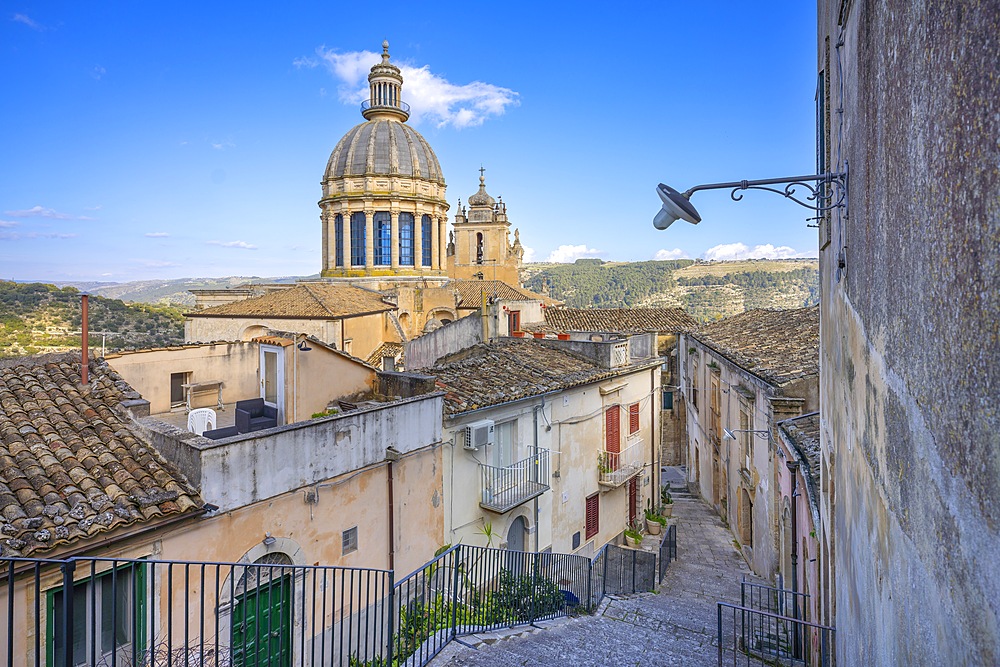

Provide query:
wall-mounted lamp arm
left=653, top=162, right=848, bottom=230
left=684, top=170, right=848, bottom=213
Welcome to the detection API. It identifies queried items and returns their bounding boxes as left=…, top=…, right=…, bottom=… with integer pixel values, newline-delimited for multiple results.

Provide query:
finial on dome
left=381, top=40, right=390, bottom=63
left=479, top=165, right=486, bottom=186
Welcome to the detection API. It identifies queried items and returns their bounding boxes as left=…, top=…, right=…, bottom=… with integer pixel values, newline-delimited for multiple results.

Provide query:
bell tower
left=447, top=168, right=523, bottom=285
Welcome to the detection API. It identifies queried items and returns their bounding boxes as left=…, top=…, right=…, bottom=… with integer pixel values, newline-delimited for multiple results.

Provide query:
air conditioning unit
left=464, top=419, right=495, bottom=450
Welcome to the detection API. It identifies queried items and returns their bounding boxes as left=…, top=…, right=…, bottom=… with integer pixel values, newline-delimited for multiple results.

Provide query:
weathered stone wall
left=404, top=312, right=482, bottom=370
left=819, top=1, right=1000, bottom=663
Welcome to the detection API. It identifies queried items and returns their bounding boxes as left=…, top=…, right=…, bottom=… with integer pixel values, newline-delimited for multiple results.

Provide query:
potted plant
left=597, top=453, right=612, bottom=475
left=624, top=524, right=643, bottom=548
left=532, top=331, right=546, bottom=339
left=660, top=487, right=674, bottom=517
left=511, top=330, right=525, bottom=338
left=645, top=508, right=666, bottom=535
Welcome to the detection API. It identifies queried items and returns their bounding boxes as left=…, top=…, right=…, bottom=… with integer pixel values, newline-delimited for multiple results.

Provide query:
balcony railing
left=599, top=439, right=645, bottom=487
left=480, top=449, right=550, bottom=513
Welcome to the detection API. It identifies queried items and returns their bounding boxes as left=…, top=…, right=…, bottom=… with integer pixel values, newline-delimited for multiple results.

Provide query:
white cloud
left=145, top=232, right=169, bottom=238
left=3, top=205, right=95, bottom=220
left=654, top=248, right=689, bottom=260
left=12, top=13, right=43, bottom=30
left=207, top=240, right=257, bottom=250
left=0, top=220, right=18, bottom=228
left=0, top=231, right=76, bottom=240
left=701, top=242, right=813, bottom=261
left=210, top=139, right=235, bottom=150
left=6, top=205, right=72, bottom=219
left=91, top=65, right=106, bottom=80
left=304, top=48, right=519, bottom=129
left=546, top=244, right=602, bottom=263
left=521, top=246, right=536, bottom=263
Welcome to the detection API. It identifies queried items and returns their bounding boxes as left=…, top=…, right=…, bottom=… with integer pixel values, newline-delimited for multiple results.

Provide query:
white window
left=342, top=526, right=358, bottom=555
left=493, top=420, right=516, bottom=467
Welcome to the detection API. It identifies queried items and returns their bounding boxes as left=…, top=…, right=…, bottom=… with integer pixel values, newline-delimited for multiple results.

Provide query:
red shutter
left=605, top=407, right=620, bottom=454
left=629, top=403, right=640, bottom=434
left=585, top=494, right=599, bottom=540
left=628, top=477, right=638, bottom=525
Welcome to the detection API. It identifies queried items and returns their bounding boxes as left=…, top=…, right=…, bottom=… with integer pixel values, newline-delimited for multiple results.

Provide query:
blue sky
left=1, top=2, right=820, bottom=282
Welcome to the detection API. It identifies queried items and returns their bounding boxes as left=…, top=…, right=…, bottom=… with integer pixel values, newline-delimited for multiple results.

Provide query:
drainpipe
left=650, top=363, right=658, bottom=507
left=787, top=459, right=801, bottom=658
left=80, top=293, right=89, bottom=385
left=386, top=447, right=401, bottom=571
left=533, top=400, right=541, bottom=552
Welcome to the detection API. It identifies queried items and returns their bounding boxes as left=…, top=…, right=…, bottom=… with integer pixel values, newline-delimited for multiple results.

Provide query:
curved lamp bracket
left=653, top=161, right=848, bottom=230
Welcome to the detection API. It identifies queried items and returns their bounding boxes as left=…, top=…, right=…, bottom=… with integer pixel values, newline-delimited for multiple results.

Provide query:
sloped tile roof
left=778, top=411, right=822, bottom=520
left=526, top=307, right=698, bottom=334
left=187, top=283, right=394, bottom=319
left=451, top=280, right=560, bottom=308
left=431, top=339, right=624, bottom=416
left=693, top=306, right=819, bottom=385
left=366, top=341, right=403, bottom=367
left=0, top=354, right=202, bottom=557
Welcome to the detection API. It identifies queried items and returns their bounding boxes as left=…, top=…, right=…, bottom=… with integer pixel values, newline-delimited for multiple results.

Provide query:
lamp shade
left=653, top=183, right=702, bottom=230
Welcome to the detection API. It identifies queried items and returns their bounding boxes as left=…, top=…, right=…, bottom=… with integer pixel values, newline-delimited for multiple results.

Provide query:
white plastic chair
left=187, top=408, right=217, bottom=436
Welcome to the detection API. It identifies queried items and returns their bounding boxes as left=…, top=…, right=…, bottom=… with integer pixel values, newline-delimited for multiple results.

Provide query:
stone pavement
left=432, top=475, right=763, bottom=666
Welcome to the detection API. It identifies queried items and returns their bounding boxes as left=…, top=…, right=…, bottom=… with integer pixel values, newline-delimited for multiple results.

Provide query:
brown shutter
left=629, top=403, right=640, bottom=434
left=605, top=407, right=620, bottom=454
left=628, top=477, right=638, bottom=525
left=586, top=493, right=600, bottom=539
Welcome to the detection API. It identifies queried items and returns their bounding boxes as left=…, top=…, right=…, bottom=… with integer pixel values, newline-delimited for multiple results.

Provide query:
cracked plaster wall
left=819, top=1, right=999, bottom=663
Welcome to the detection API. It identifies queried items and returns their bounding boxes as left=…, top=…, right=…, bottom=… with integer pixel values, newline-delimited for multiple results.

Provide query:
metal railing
left=361, top=99, right=411, bottom=113
left=2, top=556, right=392, bottom=667
left=741, top=578, right=810, bottom=622
left=2, top=533, right=678, bottom=667
left=658, top=524, right=677, bottom=582
left=479, top=449, right=550, bottom=513
left=599, top=439, right=644, bottom=487
left=717, top=602, right=835, bottom=667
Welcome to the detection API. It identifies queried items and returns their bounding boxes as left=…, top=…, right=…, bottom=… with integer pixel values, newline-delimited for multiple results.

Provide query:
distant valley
left=3, top=259, right=819, bottom=357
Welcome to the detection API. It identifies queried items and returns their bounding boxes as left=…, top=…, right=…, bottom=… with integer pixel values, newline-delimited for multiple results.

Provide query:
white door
left=259, top=345, right=284, bottom=423
left=493, top=420, right=515, bottom=468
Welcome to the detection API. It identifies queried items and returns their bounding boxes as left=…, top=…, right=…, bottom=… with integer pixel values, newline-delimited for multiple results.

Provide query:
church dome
left=467, top=172, right=496, bottom=207
left=324, top=120, right=444, bottom=183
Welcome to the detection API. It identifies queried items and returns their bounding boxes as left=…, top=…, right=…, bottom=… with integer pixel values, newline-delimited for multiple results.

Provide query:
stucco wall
left=442, top=363, right=660, bottom=558
left=108, top=343, right=261, bottom=413
left=680, top=334, right=818, bottom=579
left=136, top=394, right=443, bottom=514
left=403, top=312, right=482, bottom=370
left=186, top=316, right=344, bottom=349
left=818, top=1, right=1000, bottom=663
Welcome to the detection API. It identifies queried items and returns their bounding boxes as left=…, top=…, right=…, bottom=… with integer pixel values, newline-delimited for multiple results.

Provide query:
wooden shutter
left=628, top=477, right=638, bottom=525
left=605, top=407, right=620, bottom=454
left=585, top=494, right=599, bottom=540
left=629, top=403, right=640, bottom=434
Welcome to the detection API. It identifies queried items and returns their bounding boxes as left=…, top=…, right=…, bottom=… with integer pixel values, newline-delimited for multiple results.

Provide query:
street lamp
left=653, top=164, right=849, bottom=230
left=723, top=428, right=770, bottom=441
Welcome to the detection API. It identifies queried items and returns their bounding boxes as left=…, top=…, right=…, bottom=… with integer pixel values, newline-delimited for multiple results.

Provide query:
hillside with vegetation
left=57, top=274, right=311, bottom=307
left=0, top=281, right=185, bottom=358
left=522, top=258, right=818, bottom=321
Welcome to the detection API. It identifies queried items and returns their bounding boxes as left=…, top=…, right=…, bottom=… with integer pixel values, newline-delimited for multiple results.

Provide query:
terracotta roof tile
left=693, top=306, right=819, bottom=385
left=431, top=338, right=627, bottom=416
left=187, top=283, right=394, bottom=319
left=366, top=342, right=403, bottom=367
left=527, top=307, right=698, bottom=334
left=0, top=353, right=202, bottom=557
left=451, top=280, right=560, bottom=308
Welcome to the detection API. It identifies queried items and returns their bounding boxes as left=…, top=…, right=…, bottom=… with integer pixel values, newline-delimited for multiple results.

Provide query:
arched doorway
left=232, top=552, right=294, bottom=667
left=507, top=516, right=526, bottom=552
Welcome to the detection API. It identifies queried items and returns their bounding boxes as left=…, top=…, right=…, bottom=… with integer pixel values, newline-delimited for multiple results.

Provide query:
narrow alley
left=433, top=478, right=762, bottom=666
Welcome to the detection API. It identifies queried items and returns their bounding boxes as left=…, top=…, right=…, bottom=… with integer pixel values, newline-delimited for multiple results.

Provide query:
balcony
left=599, top=439, right=645, bottom=487
left=480, top=449, right=550, bottom=513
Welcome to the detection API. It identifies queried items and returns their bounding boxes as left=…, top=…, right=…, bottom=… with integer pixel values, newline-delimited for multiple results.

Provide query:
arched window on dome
left=399, top=212, right=414, bottom=266
left=373, top=212, right=391, bottom=266
left=350, top=212, right=366, bottom=266
left=421, top=215, right=433, bottom=267
left=334, top=214, right=344, bottom=267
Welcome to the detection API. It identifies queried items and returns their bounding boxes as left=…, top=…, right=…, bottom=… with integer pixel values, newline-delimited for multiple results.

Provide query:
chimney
left=81, top=293, right=89, bottom=385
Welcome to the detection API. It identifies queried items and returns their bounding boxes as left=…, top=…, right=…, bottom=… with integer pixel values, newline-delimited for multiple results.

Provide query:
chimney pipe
left=81, top=293, right=89, bottom=385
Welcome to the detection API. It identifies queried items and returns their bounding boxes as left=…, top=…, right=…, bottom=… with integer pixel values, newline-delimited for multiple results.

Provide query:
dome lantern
left=362, top=41, right=410, bottom=122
